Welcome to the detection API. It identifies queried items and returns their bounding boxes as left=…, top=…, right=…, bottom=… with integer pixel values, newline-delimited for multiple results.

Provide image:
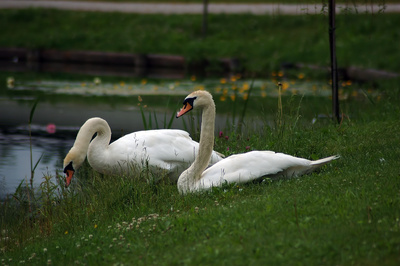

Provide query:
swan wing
left=199, top=151, right=313, bottom=188
left=107, top=129, right=222, bottom=180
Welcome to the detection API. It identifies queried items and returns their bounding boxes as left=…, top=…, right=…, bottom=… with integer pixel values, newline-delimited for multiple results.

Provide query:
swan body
left=63, top=117, right=224, bottom=187
left=176, top=90, right=339, bottom=194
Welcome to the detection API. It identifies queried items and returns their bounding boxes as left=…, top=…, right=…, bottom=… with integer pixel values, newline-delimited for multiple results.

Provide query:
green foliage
left=1, top=77, right=399, bottom=265
left=1, top=6, right=400, bottom=265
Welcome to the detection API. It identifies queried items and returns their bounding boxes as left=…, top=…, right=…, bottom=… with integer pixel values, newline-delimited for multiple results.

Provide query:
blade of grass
left=153, top=111, right=160, bottom=129
left=29, top=99, right=39, bottom=189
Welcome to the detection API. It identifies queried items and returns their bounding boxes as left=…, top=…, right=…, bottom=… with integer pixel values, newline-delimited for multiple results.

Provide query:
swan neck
left=193, top=101, right=216, bottom=180
left=73, top=118, right=111, bottom=158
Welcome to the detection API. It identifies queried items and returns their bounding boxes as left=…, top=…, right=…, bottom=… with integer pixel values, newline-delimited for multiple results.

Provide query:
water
left=0, top=133, right=73, bottom=197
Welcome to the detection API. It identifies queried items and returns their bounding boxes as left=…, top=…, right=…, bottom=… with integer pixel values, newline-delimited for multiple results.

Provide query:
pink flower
left=225, top=136, right=229, bottom=140
left=245, top=146, right=250, bottom=150
left=227, top=147, right=230, bottom=151
left=219, top=131, right=224, bottom=138
left=46, top=123, right=56, bottom=134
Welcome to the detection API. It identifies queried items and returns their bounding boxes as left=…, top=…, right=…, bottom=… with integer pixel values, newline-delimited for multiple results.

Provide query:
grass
left=0, top=9, right=400, bottom=75
left=1, top=76, right=399, bottom=265
left=1, top=5, right=400, bottom=266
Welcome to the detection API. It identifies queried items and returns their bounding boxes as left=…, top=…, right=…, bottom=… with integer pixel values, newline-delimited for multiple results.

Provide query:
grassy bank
left=0, top=9, right=399, bottom=76
left=1, top=76, right=400, bottom=264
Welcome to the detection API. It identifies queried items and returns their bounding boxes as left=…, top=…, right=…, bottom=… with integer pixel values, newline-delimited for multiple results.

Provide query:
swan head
left=176, top=90, right=213, bottom=118
left=63, top=147, right=86, bottom=188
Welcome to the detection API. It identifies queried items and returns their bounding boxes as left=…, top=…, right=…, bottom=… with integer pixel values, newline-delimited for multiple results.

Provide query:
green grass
left=1, top=6, right=400, bottom=265
left=0, top=9, right=399, bottom=75
left=1, top=77, right=399, bottom=265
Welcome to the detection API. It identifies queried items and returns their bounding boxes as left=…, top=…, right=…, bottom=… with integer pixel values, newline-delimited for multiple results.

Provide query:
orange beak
left=176, top=102, right=193, bottom=118
left=65, top=169, right=74, bottom=188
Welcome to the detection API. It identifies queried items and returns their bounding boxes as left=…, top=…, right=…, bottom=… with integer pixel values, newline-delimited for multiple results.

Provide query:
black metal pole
left=329, top=0, right=340, bottom=123
left=202, top=0, right=208, bottom=38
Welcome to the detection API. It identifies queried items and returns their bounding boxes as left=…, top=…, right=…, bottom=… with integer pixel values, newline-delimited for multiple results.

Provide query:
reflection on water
left=0, top=133, right=74, bottom=198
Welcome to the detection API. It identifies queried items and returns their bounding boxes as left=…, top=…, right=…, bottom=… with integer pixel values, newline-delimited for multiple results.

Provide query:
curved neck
left=73, top=118, right=111, bottom=160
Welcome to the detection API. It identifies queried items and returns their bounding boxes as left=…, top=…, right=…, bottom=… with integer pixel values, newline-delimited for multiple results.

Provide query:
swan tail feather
left=310, top=155, right=340, bottom=167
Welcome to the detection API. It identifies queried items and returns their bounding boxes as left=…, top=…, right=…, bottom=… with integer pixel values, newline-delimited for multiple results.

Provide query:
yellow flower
left=65, top=230, right=68, bottom=235
left=190, top=75, right=196, bottom=81
left=298, top=73, right=305, bottom=79
left=230, top=76, right=237, bottom=82
left=196, top=85, right=205, bottom=90
left=243, top=93, right=248, bottom=100
left=282, top=82, right=289, bottom=91
left=278, top=71, right=284, bottom=77
left=272, top=71, right=277, bottom=77
left=153, top=86, right=158, bottom=91
left=93, top=77, right=101, bottom=85
left=220, top=78, right=227, bottom=84
left=261, top=91, right=267, bottom=98
left=220, top=95, right=226, bottom=101
left=94, top=224, right=98, bottom=229
left=242, top=83, right=250, bottom=91
left=222, top=88, right=228, bottom=95
left=120, top=81, right=125, bottom=87
left=81, top=82, right=86, bottom=87
left=215, top=86, right=222, bottom=93
left=7, top=77, right=15, bottom=88
left=138, top=95, right=143, bottom=102
left=346, top=80, right=352, bottom=86
left=230, top=94, right=236, bottom=101
left=141, top=79, right=147, bottom=85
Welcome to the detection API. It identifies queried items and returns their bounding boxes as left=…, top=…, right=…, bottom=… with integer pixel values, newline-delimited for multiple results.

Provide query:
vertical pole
left=329, top=0, right=340, bottom=123
left=202, top=0, right=208, bottom=38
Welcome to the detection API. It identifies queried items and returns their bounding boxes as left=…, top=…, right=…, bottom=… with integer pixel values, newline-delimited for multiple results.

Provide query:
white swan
left=176, top=90, right=339, bottom=194
left=63, top=117, right=224, bottom=187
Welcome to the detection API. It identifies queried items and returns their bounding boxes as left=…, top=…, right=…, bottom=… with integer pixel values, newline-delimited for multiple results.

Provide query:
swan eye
left=182, top=96, right=196, bottom=106
left=64, top=161, right=74, bottom=173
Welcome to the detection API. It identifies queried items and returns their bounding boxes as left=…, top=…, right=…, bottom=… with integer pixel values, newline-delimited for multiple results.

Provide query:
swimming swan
left=63, top=117, right=224, bottom=187
left=176, top=90, right=339, bottom=194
